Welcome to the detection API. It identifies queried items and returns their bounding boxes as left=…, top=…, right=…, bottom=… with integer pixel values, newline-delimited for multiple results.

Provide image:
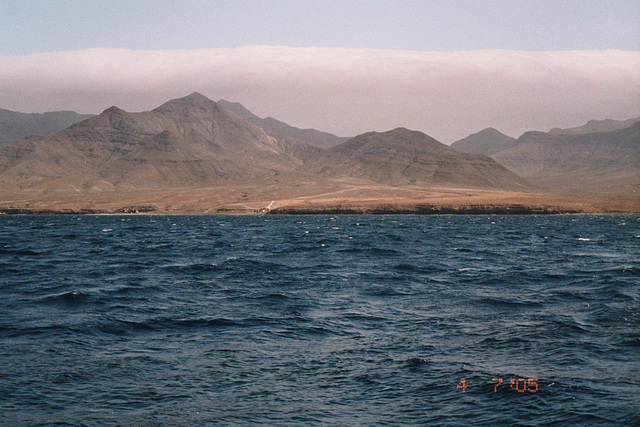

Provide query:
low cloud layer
left=1, top=46, right=639, bottom=142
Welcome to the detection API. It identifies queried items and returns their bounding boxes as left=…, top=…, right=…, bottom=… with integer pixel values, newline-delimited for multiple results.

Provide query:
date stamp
left=457, top=378, right=539, bottom=393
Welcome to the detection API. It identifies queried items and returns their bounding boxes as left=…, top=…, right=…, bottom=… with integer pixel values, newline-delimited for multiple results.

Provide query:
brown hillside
left=493, top=122, right=640, bottom=197
left=311, top=128, right=532, bottom=190
left=0, top=93, right=301, bottom=191
left=1, top=93, right=628, bottom=214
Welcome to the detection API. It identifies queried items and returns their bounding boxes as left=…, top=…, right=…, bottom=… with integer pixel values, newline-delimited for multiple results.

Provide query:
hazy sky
left=1, top=0, right=639, bottom=142
left=3, top=0, right=639, bottom=53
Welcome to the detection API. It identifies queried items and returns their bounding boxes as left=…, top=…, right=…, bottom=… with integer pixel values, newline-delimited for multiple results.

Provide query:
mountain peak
left=102, top=106, right=127, bottom=116
left=386, top=127, right=414, bottom=135
left=182, top=92, right=212, bottom=102
left=364, top=127, right=443, bottom=148
left=450, top=127, right=516, bottom=156
left=356, top=127, right=430, bottom=140
left=478, top=127, right=508, bottom=137
left=153, top=92, right=217, bottom=115
left=320, top=127, right=529, bottom=189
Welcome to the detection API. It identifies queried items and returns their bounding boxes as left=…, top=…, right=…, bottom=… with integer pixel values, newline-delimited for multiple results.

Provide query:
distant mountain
left=218, top=100, right=348, bottom=148
left=0, top=95, right=529, bottom=193
left=492, top=123, right=640, bottom=195
left=312, top=127, right=531, bottom=190
left=0, top=93, right=302, bottom=190
left=450, top=127, right=516, bottom=156
left=548, top=117, right=640, bottom=136
left=0, top=108, right=94, bottom=144
left=8, top=92, right=637, bottom=214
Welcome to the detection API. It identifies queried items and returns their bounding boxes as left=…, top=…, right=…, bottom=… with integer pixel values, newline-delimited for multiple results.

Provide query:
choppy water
left=0, top=214, right=638, bottom=426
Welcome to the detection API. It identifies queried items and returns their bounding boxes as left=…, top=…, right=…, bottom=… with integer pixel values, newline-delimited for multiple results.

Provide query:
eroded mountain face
left=0, top=93, right=532, bottom=193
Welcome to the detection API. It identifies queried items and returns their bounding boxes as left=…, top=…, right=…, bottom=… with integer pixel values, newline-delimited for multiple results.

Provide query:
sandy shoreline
left=1, top=182, right=637, bottom=215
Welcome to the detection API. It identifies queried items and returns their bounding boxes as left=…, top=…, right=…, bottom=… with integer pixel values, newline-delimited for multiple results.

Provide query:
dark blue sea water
left=0, top=214, right=638, bottom=426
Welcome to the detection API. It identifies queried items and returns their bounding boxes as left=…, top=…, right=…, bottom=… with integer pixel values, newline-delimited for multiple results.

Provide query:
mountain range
left=493, top=124, right=640, bottom=196
left=311, top=128, right=529, bottom=189
left=0, top=108, right=94, bottom=145
left=548, top=117, right=640, bottom=136
left=451, top=118, right=640, bottom=197
left=0, top=93, right=637, bottom=213
left=0, top=93, right=307, bottom=191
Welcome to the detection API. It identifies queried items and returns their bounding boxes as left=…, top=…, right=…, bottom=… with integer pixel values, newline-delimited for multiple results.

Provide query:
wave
left=1, top=214, right=638, bottom=424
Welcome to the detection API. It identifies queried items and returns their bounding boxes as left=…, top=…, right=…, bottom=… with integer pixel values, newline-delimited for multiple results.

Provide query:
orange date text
left=457, top=378, right=539, bottom=393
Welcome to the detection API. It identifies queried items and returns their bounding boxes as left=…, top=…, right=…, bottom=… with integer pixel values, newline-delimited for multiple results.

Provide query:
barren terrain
left=0, top=93, right=637, bottom=215
left=1, top=176, right=633, bottom=215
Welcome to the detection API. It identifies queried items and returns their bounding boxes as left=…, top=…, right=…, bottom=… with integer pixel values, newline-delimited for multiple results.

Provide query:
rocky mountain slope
left=0, top=93, right=533, bottom=193
left=0, top=93, right=303, bottom=191
left=492, top=123, right=640, bottom=195
left=452, top=117, right=640, bottom=197
left=218, top=100, right=348, bottom=148
left=3, top=93, right=634, bottom=213
left=312, top=128, right=531, bottom=189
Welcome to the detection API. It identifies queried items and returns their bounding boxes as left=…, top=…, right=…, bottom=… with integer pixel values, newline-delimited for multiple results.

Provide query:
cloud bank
left=1, top=46, right=639, bottom=142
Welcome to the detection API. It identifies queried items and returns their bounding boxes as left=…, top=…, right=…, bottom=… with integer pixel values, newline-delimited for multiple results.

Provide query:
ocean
left=0, top=214, right=638, bottom=426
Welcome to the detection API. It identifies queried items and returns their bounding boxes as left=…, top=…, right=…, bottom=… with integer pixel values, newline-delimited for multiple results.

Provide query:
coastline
left=267, top=203, right=584, bottom=215
left=1, top=185, right=637, bottom=215
left=0, top=203, right=634, bottom=215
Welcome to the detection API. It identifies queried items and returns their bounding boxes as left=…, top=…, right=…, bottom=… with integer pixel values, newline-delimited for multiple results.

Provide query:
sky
left=1, top=0, right=639, bottom=142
